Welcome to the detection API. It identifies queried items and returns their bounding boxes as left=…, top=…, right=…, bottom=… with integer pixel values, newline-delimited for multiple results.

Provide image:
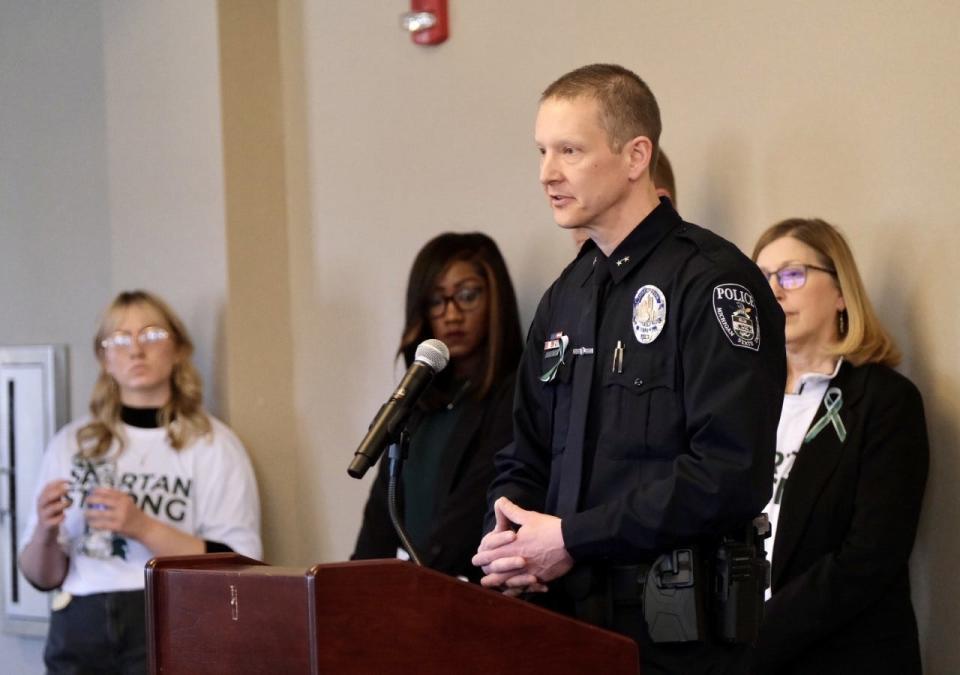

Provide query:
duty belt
left=566, top=562, right=652, bottom=630
left=568, top=550, right=707, bottom=644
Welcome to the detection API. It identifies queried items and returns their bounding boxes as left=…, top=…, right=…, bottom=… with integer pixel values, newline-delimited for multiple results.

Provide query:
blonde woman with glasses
left=19, top=290, right=261, bottom=674
left=751, top=220, right=927, bottom=675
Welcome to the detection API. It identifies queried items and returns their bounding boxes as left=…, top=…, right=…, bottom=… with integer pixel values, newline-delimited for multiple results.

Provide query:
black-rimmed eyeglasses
left=427, top=286, right=485, bottom=318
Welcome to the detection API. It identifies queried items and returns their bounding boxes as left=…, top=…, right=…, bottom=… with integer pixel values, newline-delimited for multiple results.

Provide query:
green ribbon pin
left=804, top=387, right=847, bottom=443
left=539, top=335, right=569, bottom=383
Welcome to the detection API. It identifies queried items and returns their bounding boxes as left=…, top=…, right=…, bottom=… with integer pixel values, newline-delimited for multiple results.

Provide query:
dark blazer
left=753, top=361, right=928, bottom=675
left=351, top=373, right=515, bottom=583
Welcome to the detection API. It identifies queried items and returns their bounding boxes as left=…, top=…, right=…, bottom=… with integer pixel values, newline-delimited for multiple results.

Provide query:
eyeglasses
left=100, top=326, right=171, bottom=351
left=426, top=286, right=485, bottom=318
left=761, top=263, right=836, bottom=290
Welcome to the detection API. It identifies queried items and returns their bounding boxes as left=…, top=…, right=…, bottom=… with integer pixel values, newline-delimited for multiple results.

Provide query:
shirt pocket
left=543, top=356, right=574, bottom=457
left=600, top=352, right=682, bottom=460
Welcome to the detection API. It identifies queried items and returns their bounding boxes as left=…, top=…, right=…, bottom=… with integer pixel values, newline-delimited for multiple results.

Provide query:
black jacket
left=754, top=362, right=928, bottom=674
left=489, top=203, right=785, bottom=558
left=487, top=204, right=786, bottom=672
left=352, top=373, right=514, bottom=582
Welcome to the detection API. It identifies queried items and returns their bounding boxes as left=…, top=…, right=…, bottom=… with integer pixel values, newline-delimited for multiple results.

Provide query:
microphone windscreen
left=415, top=339, right=450, bottom=372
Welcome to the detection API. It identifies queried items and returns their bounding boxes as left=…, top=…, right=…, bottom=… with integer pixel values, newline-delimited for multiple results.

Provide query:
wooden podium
left=145, top=554, right=640, bottom=674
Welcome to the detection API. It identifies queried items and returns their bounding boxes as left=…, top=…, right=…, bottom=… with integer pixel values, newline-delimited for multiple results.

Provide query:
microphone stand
left=386, top=428, right=423, bottom=567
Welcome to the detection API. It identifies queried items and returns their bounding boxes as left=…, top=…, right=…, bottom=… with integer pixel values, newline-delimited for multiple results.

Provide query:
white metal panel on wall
left=0, top=346, right=69, bottom=637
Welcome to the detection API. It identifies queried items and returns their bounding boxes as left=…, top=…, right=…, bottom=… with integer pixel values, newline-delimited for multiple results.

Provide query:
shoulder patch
left=712, top=283, right=760, bottom=351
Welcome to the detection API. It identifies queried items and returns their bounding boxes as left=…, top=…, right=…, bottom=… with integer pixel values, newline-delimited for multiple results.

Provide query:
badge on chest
left=632, top=285, right=667, bottom=344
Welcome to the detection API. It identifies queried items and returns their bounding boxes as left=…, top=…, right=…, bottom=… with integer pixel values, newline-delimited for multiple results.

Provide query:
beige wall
left=280, top=2, right=959, bottom=671
left=218, top=0, right=302, bottom=567
left=2, top=1, right=958, bottom=672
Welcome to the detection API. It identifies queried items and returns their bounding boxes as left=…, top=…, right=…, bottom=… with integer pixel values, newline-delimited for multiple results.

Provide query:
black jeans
left=44, top=590, right=146, bottom=675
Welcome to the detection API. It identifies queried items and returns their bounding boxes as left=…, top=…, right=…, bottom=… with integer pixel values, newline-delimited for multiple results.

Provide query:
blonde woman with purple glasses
left=752, top=220, right=927, bottom=675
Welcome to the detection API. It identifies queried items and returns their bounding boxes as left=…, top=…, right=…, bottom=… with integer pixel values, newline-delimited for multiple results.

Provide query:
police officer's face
left=535, top=96, right=634, bottom=233
left=427, top=261, right=490, bottom=372
left=756, top=236, right=845, bottom=352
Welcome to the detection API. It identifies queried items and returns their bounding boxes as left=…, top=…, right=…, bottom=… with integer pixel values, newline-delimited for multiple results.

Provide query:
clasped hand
left=471, top=497, right=573, bottom=597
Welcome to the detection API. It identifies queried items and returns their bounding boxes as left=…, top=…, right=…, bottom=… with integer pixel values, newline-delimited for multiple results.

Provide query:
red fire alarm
left=401, top=0, right=448, bottom=46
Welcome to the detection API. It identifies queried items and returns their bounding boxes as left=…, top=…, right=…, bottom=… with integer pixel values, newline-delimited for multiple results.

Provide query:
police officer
left=472, top=64, right=786, bottom=674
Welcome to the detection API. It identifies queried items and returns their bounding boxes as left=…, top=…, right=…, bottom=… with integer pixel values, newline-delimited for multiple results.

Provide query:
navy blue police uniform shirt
left=488, top=200, right=786, bottom=561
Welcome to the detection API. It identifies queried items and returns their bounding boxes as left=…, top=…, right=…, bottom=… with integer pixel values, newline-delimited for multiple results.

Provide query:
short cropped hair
left=542, top=63, right=661, bottom=166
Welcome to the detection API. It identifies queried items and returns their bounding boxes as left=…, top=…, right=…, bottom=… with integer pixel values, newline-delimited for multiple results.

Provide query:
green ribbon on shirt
left=804, top=387, right=847, bottom=444
left=539, top=335, right=569, bottom=383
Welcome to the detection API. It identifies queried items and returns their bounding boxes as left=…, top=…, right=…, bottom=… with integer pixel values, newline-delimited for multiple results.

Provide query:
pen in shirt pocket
left=612, top=340, right=624, bottom=374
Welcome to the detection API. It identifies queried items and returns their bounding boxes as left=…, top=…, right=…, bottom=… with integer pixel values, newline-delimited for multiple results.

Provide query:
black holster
left=643, top=547, right=708, bottom=643
left=564, top=517, right=770, bottom=646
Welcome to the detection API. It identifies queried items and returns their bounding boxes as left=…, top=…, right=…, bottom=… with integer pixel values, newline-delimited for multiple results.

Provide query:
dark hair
left=542, top=63, right=661, bottom=166
left=653, top=149, right=676, bottom=206
left=399, top=233, right=523, bottom=400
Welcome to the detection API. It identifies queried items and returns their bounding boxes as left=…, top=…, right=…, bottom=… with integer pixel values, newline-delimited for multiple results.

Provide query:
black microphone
left=347, top=339, right=450, bottom=479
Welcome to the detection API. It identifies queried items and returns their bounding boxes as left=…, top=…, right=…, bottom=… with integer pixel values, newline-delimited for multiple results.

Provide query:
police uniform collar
left=572, top=238, right=601, bottom=288
left=574, top=235, right=599, bottom=259
left=604, top=198, right=680, bottom=285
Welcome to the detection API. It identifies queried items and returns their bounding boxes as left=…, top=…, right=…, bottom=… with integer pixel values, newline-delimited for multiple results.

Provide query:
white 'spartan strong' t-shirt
left=20, top=417, right=262, bottom=596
